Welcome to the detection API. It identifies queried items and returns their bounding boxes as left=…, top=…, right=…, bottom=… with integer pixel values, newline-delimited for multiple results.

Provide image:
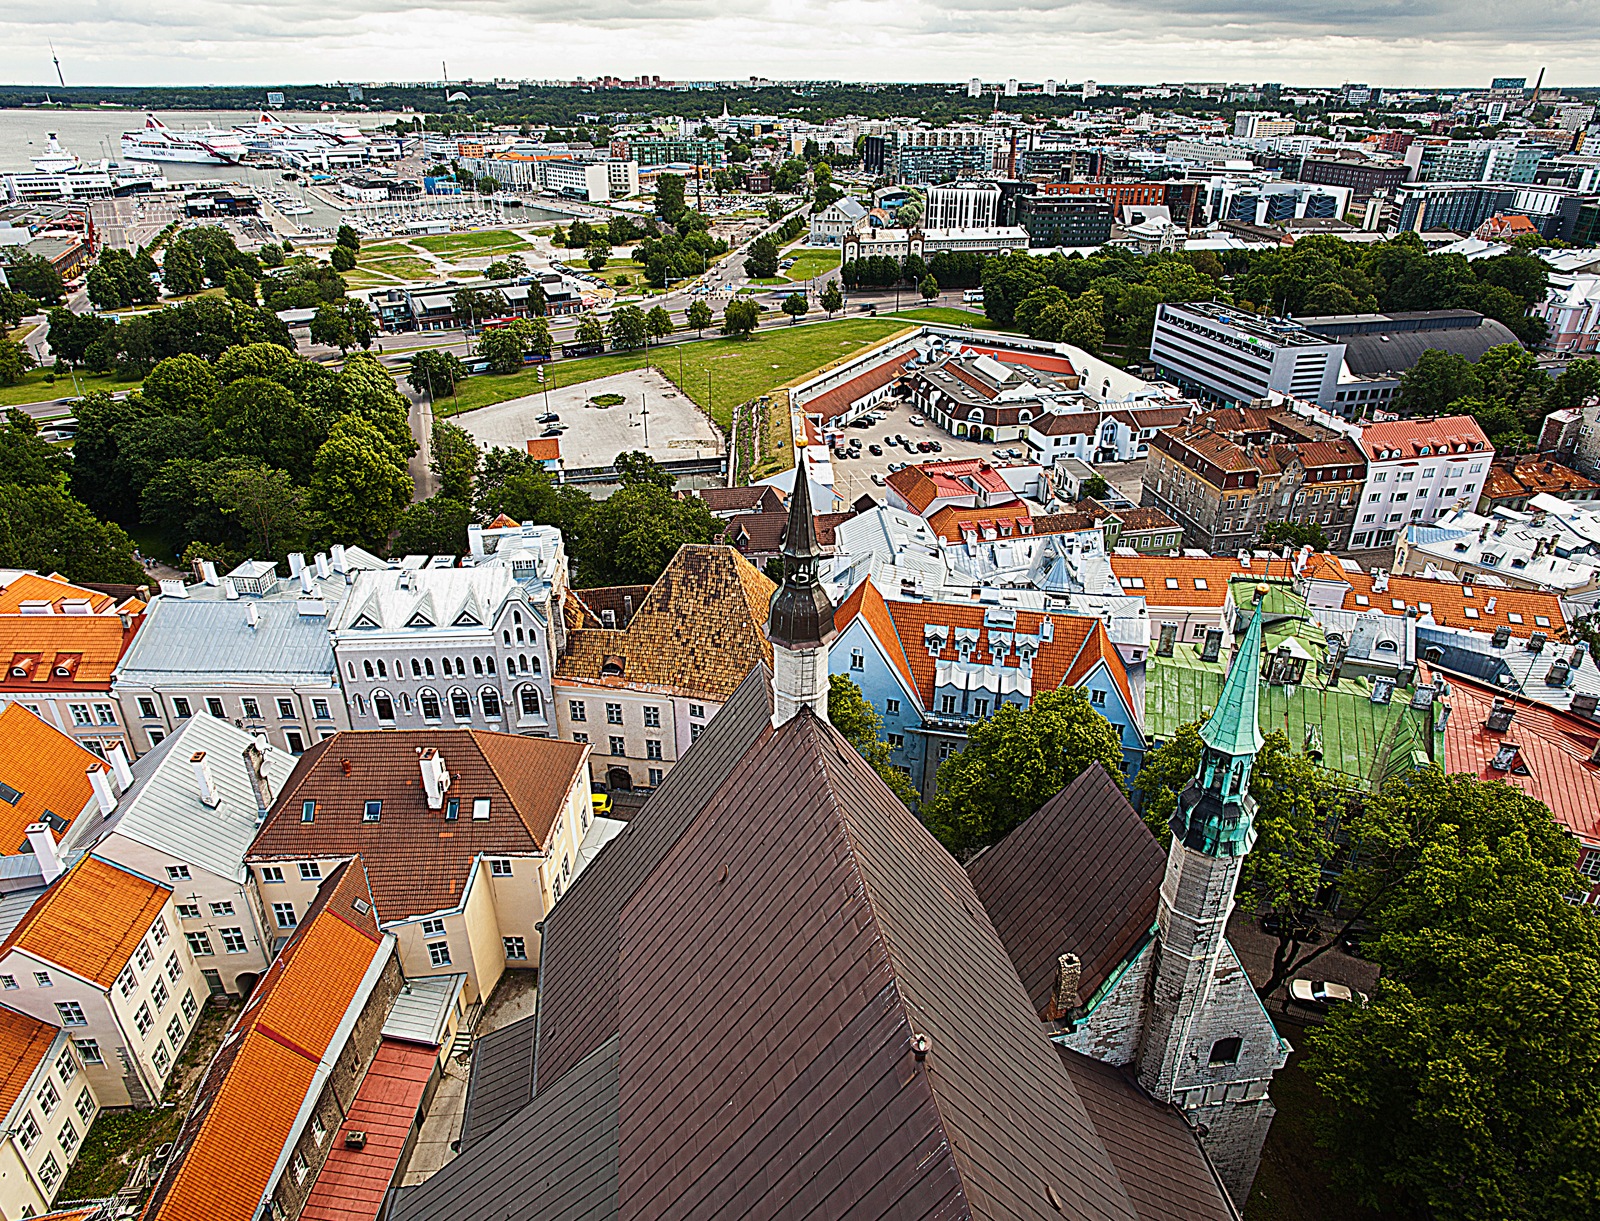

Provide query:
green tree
left=919, top=274, right=939, bottom=302
left=309, top=416, right=413, bottom=551
left=0, top=409, right=64, bottom=488
left=820, top=281, right=843, bottom=318
left=389, top=495, right=470, bottom=557
left=209, top=376, right=320, bottom=483
left=828, top=674, right=918, bottom=808
left=1132, top=718, right=1205, bottom=841
left=0, top=339, right=36, bottom=387
left=782, top=292, right=808, bottom=324
left=744, top=235, right=779, bottom=279
left=0, top=249, right=64, bottom=306
left=477, top=327, right=526, bottom=374
left=143, top=353, right=221, bottom=416
left=720, top=298, right=760, bottom=339
left=405, top=350, right=469, bottom=398
left=310, top=299, right=378, bottom=354
left=614, top=450, right=674, bottom=490
left=336, top=225, right=360, bottom=253
left=686, top=299, right=713, bottom=335
left=585, top=240, right=611, bottom=272
left=450, top=287, right=508, bottom=329
left=608, top=306, right=649, bottom=352
left=0, top=482, right=144, bottom=583
left=575, top=314, right=605, bottom=347
left=211, top=465, right=310, bottom=560
left=1064, top=290, right=1106, bottom=353
left=1305, top=768, right=1600, bottom=1220
left=655, top=174, right=687, bottom=225
left=484, top=260, right=512, bottom=280
left=431, top=420, right=480, bottom=502
left=574, top=484, right=720, bottom=584
left=645, top=306, right=673, bottom=344
left=224, top=268, right=258, bottom=305
left=1398, top=347, right=1484, bottom=415
left=524, top=277, right=547, bottom=317
left=923, top=687, right=1126, bottom=860
left=1078, top=474, right=1109, bottom=501
left=331, top=354, right=417, bottom=458
left=162, top=241, right=205, bottom=297
left=1256, top=520, right=1331, bottom=551
left=329, top=245, right=356, bottom=273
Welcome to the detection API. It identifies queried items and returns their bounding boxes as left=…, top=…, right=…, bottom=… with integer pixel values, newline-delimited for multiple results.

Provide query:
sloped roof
left=1341, top=317, right=1520, bottom=378
left=0, top=702, right=105, bottom=848
left=556, top=545, right=774, bottom=701
left=250, top=730, right=587, bottom=922
left=0, top=855, right=169, bottom=988
left=1330, top=569, right=1564, bottom=639
left=145, top=859, right=388, bottom=1221
left=1064, top=620, right=1138, bottom=722
left=301, top=1038, right=436, bottom=1221
left=1358, top=415, right=1490, bottom=461
left=1202, top=599, right=1266, bottom=758
left=967, top=764, right=1164, bottom=1017
left=0, top=573, right=118, bottom=615
left=0, top=1005, right=60, bottom=1122
left=459, top=1013, right=537, bottom=1150
left=833, top=578, right=917, bottom=697
left=925, top=502, right=1034, bottom=542
left=115, top=597, right=333, bottom=687
left=802, top=351, right=912, bottom=423
left=693, top=485, right=782, bottom=516
left=0, top=614, right=138, bottom=693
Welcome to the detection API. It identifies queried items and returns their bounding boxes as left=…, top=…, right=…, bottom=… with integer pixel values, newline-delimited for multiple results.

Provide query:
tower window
left=1209, top=1037, right=1242, bottom=1065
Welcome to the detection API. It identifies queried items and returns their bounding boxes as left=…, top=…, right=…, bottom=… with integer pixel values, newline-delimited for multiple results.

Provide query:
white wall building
left=925, top=182, right=1001, bottom=230
left=1350, top=415, right=1494, bottom=550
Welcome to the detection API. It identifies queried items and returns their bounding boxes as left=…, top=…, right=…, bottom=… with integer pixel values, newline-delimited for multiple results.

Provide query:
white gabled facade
left=1351, top=416, right=1494, bottom=550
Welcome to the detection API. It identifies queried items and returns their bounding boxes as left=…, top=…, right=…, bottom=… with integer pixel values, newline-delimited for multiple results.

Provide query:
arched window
left=363, top=659, right=374, bottom=679
left=531, top=655, right=541, bottom=675
left=455, top=657, right=465, bottom=676
left=473, top=656, right=484, bottom=676
left=376, top=659, right=387, bottom=678
left=520, top=687, right=542, bottom=716
left=425, top=657, right=435, bottom=676
left=516, top=627, right=524, bottom=644
left=419, top=689, right=441, bottom=721
left=513, top=610, right=522, bottom=625
left=503, top=630, right=511, bottom=645
left=450, top=689, right=471, bottom=719
left=486, top=656, right=496, bottom=675
left=353, top=694, right=367, bottom=717
left=373, top=690, right=395, bottom=722
left=401, top=692, right=412, bottom=714
left=411, top=658, right=422, bottom=677
left=480, top=688, right=502, bottom=719
left=347, top=662, right=356, bottom=679
left=519, top=654, right=528, bottom=673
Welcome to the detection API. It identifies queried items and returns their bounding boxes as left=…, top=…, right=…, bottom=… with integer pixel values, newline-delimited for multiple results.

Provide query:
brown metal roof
left=966, top=764, right=1165, bottom=1019
left=459, top=1013, right=537, bottom=1150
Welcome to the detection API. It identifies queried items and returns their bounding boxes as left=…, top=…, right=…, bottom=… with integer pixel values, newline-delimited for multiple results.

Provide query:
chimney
left=288, top=552, right=306, bottom=576
left=467, top=524, right=485, bottom=557
left=331, top=544, right=347, bottom=574
left=107, top=740, right=134, bottom=791
left=246, top=603, right=260, bottom=630
left=190, top=751, right=220, bottom=808
left=24, top=824, right=61, bottom=884
left=87, top=766, right=117, bottom=817
left=223, top=578, right=239, bottom=600
left=314, top=553, right=330, bottom=580
left=242, top=740, right=273, bottom=822
left=419, top=748, right=450, bottom=810
left=199, top=560, right=220, bottom=586
left=299, top=567, right=315, bottom=595
left=1047, top=952, right=1082, bottom=1019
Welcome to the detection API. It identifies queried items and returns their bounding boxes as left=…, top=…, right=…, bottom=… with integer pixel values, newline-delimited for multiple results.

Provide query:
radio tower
left=50, top=41, right=65, bottom=88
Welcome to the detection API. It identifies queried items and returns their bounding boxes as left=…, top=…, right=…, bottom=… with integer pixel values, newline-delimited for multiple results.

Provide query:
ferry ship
left=119, top=114, right=245, bottom=165
left=235, top=112, right=366, bottom=154
left=29, top=133, right=78, bottom=173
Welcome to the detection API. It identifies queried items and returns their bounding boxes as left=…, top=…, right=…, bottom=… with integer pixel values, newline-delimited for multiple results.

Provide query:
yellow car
left=591, top=792, right=612, bottom=818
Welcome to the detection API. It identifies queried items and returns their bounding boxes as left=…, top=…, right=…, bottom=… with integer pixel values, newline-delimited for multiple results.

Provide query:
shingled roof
left=396, top=660, right=1233, bottom=1221
left=556, top=545, right=775, bottom=701
left=967, top=764, right=1165, bottom=1019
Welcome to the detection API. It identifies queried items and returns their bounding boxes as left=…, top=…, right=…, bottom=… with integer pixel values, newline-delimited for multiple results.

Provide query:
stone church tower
left=1137, top=587, right=1287, bottom=1197
left=765, top=464, right=834, bottom=728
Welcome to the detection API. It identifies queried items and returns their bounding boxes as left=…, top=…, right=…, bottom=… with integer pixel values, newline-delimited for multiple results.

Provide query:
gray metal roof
left=76, top=714, right=297, bottom=883
left=0, top=886, right=46, bottom=944
left=1418, top=622, right=1599, bottom=712
left=382, top=972, right=466, bottom=1046
left=114, top=597, right=338, bottom=687
left=1338, top=317, right=1520, bottom=378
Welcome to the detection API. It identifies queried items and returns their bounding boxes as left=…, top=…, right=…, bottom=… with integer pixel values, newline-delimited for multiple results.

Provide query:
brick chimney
left=1047, top=952, right=1082, bottom=1020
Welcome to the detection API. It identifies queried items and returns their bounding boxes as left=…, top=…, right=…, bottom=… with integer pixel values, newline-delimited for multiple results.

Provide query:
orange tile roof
left=833, top=579, right=917, bottom=698
left=0, top=855, right=170, bottom=988
left=146, top=861, right=385, bottom=1221
left=0, top=1005, right=60, bottom=1120
left=924, top=503, right=1034, bottom=543
left=1480, top=459, right=1599, bottom=501
left=1062, top=620, right=1137, bottom=719
left=883, top=601, right=1108, bottom=708
left=1108, top=554, right=1311, bottom=607
left=0, top=615, right=139, bottom=694
left=0, top=573, right=116, bottom=616
left=524, top=439, right=561, bottom=462
left=556, top=545, right=774, bottom=700
left=1358, top=415, right=1490, bottom=461
left=1328, top=569, right=1565, bottom=638
left=0, top=703, right=106, bottom=848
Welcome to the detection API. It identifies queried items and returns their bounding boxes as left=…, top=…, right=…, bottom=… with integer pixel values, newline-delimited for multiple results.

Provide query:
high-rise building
left=968, top=77, right=981, bottom=98
left=1045, top=79, right=1057, bottom=97
left=1005, top=78, right=1019, bottom=97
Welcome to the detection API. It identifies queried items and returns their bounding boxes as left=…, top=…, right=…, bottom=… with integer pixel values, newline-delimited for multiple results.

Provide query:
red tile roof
left=301, top=1038, right=435, bottom=1221
left=955, top=342, right=1079, bottom=379
left=885, top=458, right=1014, bottom=515
left=1359, top=415, right=1490, bottom=461
left=833, top=579, right=917, bottom=698
left=0, top=855, right=169, bottom=988
left=1063, top=619, right=1137, bottom=719
left=802, top=352, right=912, bottom=422
left=0, top=1005, right=60, bottom=1120
left=0, top=703, right=107, bottom=848
left=0, top=573, right=118, bottom=615
left=0, top=615, right=140, bottom=694
left=925, top=502, right=1034, bottom=542
left=1326, top=569, right=1564, bottom=638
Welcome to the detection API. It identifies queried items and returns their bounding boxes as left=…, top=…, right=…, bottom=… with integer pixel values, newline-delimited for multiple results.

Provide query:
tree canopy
left=828, top=675, right=918, bottom=808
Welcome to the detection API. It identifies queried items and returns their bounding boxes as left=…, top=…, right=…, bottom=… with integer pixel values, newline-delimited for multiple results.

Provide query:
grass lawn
left=894, top=305, right=1011, bottom=331
left=412, top=231, right=534, bottom=256
left=60, top=997, right=239, bottom=1200
left=780, top=249, right=839, bottom=282
left=437, top=318, right=917, bottom=430
left=363, top=256, right=438, bottom=280
left=0, top=368, right=143, bottom=408
left=359, top=242, right=422, bottom=259
left=7, top=325, right=33, bottom=342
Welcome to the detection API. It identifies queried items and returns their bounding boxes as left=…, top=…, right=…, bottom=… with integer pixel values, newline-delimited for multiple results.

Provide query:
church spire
left=1171, top=588, right=1266, bottom=857
left=766, top=460, right=835, bottom=727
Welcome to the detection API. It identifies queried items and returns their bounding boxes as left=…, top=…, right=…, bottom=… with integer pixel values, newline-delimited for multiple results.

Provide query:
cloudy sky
left=9, top=0, right=1600, bottom=89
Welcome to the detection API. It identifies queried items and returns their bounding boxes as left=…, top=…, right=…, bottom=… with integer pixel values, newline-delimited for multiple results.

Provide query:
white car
left=909, top=415, right=924, bottom=426
left=1289, top=979, right=1368, bottom=1009
left=870, top=473, right=886, bottom=486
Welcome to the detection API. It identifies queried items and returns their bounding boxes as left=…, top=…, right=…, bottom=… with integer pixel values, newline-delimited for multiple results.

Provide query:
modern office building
left=1015, top=193, right=1114, bottom=247
left=605, top=134, right=725, bottom=168
left=1149, top=303, right=1345, bottom=409
left=924, top=182, right=1002, bottom=229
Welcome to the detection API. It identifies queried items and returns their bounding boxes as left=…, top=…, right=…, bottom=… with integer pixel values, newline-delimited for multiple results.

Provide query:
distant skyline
left=7, top=0, right=1600, bottom=93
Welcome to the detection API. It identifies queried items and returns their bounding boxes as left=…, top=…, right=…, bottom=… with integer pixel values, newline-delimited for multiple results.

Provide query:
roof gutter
left=252, top=932, right=397, bottom=1219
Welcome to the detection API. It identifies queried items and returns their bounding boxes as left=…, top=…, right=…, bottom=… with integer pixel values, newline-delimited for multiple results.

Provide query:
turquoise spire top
left=1200, top=594, right=1266, bottom=759
left=1172, top=591, right=1267, bottom=857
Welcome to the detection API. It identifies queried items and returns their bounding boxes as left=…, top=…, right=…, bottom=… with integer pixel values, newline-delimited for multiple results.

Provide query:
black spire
left=766, top=462, right=835, bottom=650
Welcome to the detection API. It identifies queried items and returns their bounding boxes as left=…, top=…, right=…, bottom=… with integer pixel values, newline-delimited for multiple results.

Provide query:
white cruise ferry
left=119, top=114, right=246, bottom=165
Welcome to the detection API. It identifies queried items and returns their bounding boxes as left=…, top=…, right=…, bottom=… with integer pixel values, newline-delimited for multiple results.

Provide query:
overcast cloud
left=8, top=0, right=1599, bottom=89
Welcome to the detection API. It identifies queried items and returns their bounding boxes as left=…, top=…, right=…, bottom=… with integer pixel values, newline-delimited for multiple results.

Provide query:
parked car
left=894, top=435, right=906, bottom=445
left=1289, top=979, right=1368, bottom=1010
left=1261, top=911, right=1322, bottom=942
left=871, top=473, right=886, bottom=486
left=540, top=427, right=562, bottom=438
left=929, top=441, right=943, bottom=452
left=992, top=450, right=1006, bottom=459
left=850, top=418, right=871, bottom=429
left=909, top=415, right=924, bottom=426
left=869, top=445, right=882, bottom=456
left=917, top=441, right=934, bottom=452
left=884, top=436, right=896, bottom=446
left=536, top=412, right=560, bottom=423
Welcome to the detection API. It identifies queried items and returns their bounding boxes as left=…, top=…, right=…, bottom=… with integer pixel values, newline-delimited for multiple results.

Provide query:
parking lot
left=454, top=368, right=724, bottom=472
left=824, top=396, right=1036, bottom=506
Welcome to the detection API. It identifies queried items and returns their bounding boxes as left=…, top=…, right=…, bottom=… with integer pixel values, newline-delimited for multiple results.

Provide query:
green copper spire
left=1200, top=594, right=1266, bottom=759
left=1172, top=591, right=1267, bottom=857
